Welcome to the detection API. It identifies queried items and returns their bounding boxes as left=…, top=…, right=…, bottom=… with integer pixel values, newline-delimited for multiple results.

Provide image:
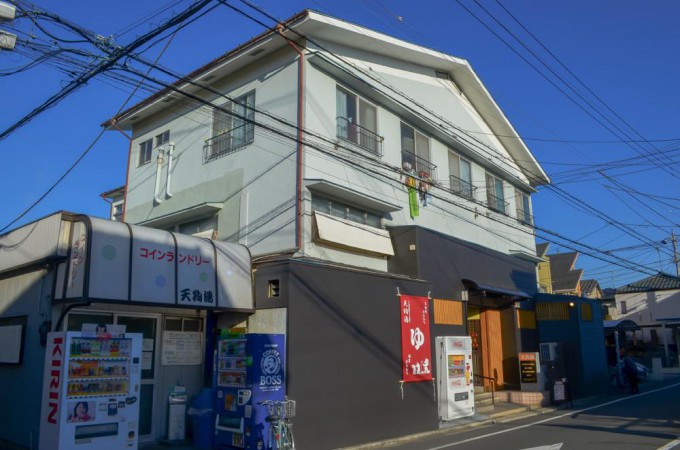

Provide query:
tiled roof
left=581, top=279, right=601, bottom=295
left=536, top=242, right=550, bottom=258
left=616, top=273, right=680, bottom=293
left=548, top=252, right=581, bottom=291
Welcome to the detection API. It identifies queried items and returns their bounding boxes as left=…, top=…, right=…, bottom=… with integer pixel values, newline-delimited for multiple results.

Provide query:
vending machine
left=436, top=336, right=475, bottom=420
left=214, top=330, right=286, bottom=449
left=39, top=329, right=143, bottom=450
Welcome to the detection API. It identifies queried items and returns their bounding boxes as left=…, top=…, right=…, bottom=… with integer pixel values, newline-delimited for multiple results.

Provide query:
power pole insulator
left=0, top=1, right=15, bottom=22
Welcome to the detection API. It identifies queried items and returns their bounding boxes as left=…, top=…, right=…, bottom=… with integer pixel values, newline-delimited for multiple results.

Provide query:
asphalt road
left=384, top=379, right=680, bottom=450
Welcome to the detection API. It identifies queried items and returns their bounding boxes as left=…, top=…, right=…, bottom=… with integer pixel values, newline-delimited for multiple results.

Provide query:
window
left=581, top=302, right=593, bottom=321
left=164, top=317, right=202, bottom=332
left=155, top=130, right=170, bottom=148
left=485, top=173, right=507, bottom=214
left=206, top=91, right=255, bottom=162
left=515, top=189, right=532, bottom=224
left=336, top=87, right=382, bottom=155
left=536, top=302, right=570, bottom=321
left=312, top=194, right=382, bottom=228
left=448, top=151, right=474, bottom=199
left=138, top=138, right=153, bottom=166
left=0, top=316, right=27, bottom=365
left=620, top=300, right=627, bottom=314
left=111, top=202, right=123, bottom=222
left=401, top=123, right=433, bottom=177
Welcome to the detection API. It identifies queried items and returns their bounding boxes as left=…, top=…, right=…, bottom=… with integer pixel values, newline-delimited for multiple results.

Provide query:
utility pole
left=0, top=1, right=16, bottom=50
left=672, top=230, right=680, bottom=277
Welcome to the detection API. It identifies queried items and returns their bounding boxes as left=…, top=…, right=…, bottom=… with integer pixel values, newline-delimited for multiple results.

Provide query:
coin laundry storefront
left=0, top=212, right=254, bottom=448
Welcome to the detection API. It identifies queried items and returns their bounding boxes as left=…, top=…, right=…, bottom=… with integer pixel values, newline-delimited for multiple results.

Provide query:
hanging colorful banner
left=400, top=295, right=433, bottom=382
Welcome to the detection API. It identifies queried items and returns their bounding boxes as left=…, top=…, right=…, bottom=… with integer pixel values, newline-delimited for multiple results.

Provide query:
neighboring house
left=536, top=242, right=553, bottom=293
left=0, top=11, right=550, bottom=449
left=601, top=287, right=617, bottom=320
left=100, top=185, right=125, bottom=221
left=580, top=279, right=603, bottom=299
left=548, top=252, right=583, bottom=296
left=614, top=273, right=680, bottom=366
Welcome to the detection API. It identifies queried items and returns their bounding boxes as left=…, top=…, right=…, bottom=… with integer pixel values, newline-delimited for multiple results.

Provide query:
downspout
left=278, top=25, right=304, bottom=254
left=165, top=142, right=175, bottom=199
left=154, top=147, right=165, bottom=205
left=109, top=120, right=132, bottom=222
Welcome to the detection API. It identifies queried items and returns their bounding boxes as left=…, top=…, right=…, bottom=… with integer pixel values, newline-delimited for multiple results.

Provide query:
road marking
left=521, top=444, right=563, bottom=450
left=424, top=382, right=680, bottom=450
left=657, top=439, right=680, bottom=450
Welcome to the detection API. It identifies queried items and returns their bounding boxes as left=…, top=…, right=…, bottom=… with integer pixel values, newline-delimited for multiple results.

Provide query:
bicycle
left=258, top=397, right=296, bottom=450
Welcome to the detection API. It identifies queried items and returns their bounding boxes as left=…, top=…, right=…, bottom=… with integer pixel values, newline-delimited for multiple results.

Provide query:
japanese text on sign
left=139, top=247, right=211, bottom=266
left=400, top=295, right=433, bottom=382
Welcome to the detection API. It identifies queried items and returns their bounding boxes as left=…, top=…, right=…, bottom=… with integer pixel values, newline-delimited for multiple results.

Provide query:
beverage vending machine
left=39, top=329, right=143, bottom=450
left=214, top=330, right=286, bottom=449
left=436, top=336, right=475, bottom=420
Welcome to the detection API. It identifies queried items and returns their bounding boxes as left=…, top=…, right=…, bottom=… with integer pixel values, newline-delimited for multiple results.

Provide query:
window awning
left=306, top=179, right=401, bottom=213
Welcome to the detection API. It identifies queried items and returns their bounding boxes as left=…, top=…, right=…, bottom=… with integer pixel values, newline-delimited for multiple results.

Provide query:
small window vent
left=268, top=279, right=280, bottom=298
left=249, top=48, right=265, bottom=57
left=435, top=70, right=450, bottom=80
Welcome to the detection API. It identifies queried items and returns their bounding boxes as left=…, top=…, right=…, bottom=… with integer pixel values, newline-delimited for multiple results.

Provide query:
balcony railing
left=516, top=207, right=534, bottom=225
left=203, top=123, right=253, bottom=163
left=448, top=175, right=476, bottom=200
left=336, top=116, right=384, bottom=157
left=487, top=192, right=509, bottom=215
left=401, top=150, right=437, bottom=181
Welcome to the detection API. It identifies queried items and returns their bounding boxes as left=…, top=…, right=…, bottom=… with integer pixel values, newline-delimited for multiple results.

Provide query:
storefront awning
left=53, top=215, right=253, bottom=311
left=603, top=319, right=640, bottom=331
left=463, top=279, right=531, bottom=300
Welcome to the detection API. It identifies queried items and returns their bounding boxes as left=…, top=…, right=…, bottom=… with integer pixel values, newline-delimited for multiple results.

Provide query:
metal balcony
left=203, top=123, right=253, bottom=163
left=486, top=192, right=509, bottom=215
left=448, top=175, right=476, bottom=200
left=516, top=207, right=534, bottom=225
left=401, top=150, right=437, bottom=181
left=336, top=116, right=384, bottom=157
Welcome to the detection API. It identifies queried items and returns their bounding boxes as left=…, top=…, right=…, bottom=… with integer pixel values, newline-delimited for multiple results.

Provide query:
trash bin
left=188, top=388, right=215, bottom=449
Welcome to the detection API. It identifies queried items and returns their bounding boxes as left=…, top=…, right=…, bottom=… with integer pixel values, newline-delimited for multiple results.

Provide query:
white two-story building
left=98, top=9, right=549, bottom=448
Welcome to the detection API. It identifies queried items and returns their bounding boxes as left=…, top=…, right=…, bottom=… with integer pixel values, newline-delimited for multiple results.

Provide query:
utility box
left=168, top=386, right=187, bottom=441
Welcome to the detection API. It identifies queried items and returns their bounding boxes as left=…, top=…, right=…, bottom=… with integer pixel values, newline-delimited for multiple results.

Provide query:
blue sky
left=2, top=0, right=679, bottom=289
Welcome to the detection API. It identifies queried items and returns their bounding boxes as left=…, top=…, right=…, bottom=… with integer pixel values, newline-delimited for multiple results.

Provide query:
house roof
left=103, top=9, right=549, bottom=187
left=616, top=273, right=680, bottom=294
left=580, top=279, right=601, bottom=296
left=548, top=252, right=582, bottom=292
left=536, top=242, right=549, bottom=258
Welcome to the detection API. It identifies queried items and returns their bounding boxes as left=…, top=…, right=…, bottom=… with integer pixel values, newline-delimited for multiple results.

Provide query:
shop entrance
left=66, top=311, right=159, bottom=441
left=467, top=305, right=519, bottom=390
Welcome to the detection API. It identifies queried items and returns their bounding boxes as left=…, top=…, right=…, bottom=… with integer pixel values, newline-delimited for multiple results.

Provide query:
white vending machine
left=436, top=336, right=475, bottom=420
left=39, top=330, right=143, bottom=450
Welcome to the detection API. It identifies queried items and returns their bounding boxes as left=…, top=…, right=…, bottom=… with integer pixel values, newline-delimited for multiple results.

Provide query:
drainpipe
left=277, top=25, right=304, bottom=253
left=165, top=142, right=175, bottom=199
left=153, top=147, right=165, bottom=205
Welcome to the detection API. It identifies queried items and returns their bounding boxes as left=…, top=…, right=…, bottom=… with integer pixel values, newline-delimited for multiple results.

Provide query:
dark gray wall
left=0, top=269, right=51, bottom=448
left=390, top=226, right=538, bottom=300
left=280, top=261, right=438, bottom=449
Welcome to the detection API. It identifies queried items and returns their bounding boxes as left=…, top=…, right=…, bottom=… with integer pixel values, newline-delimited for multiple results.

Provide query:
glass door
left=115, top=315, right=158, bottom=440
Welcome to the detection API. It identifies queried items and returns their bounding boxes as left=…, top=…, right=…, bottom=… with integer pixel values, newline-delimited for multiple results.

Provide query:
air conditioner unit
left=539, top=342, right=558, bottom=362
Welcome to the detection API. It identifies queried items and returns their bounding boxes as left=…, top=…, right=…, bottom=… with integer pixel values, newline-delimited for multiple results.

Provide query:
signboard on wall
left=519, top=352, right=538, bottom=383
left=400, top=295, right=433, bottom=382
left=161, top=331, right=203, bottom=366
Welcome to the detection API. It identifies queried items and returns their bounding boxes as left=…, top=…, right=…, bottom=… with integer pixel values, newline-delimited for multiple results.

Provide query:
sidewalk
left=4, top=372, right=679, bottom=450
